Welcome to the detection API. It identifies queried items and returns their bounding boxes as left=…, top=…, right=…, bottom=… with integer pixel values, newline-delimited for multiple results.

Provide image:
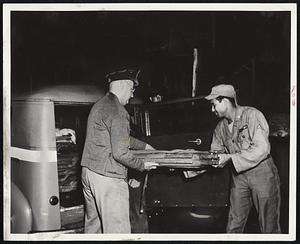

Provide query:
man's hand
left=212, top=153, right=231, bottom=168
left=144, top=161, right=159, bottom=170
left=128, top=178, right=141, bottom=188
left=145, top=144, right=155, bottom=150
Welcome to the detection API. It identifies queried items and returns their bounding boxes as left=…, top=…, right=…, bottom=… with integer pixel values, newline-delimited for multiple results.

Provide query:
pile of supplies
left=56, top=128, right=81, bottom=193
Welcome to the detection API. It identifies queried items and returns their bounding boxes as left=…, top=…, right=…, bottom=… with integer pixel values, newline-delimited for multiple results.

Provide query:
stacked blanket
left=56, top=128, right=81, bottom=193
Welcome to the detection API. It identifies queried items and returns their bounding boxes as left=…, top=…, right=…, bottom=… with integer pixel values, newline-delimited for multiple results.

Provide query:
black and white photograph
left=3, top=3, right=297, bottom=241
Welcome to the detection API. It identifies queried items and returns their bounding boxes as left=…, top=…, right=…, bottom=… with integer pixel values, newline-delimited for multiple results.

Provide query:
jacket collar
left=234, top=105, right=244, bottom=122
left=107, top=91, right=122, bottom=105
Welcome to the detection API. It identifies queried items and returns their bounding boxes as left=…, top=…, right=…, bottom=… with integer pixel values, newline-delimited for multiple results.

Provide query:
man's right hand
left=144, top=161, right=159, bottom=171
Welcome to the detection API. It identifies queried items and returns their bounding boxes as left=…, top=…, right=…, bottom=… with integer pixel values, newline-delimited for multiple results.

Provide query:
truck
left=9, top=84, right=233, bottom=234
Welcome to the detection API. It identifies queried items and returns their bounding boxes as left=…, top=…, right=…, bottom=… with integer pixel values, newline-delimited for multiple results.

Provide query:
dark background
left=11, top=10, right=290, bottom=112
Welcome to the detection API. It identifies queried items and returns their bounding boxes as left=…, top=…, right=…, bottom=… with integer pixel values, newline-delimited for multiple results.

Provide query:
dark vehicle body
left=132, top=98, right=230, bottom=233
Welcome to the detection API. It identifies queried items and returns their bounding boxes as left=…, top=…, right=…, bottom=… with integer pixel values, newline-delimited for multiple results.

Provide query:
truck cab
left=11, top=85, right=104, bottom=233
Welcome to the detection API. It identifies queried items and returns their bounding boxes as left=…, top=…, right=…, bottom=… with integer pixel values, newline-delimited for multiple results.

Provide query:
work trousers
left=227, top=158, right=281, bottom=233
left=81, top=167, right=131, bottom=233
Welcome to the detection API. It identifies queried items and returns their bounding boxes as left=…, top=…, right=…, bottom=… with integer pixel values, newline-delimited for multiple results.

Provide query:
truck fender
left=11, top=182, right=33, bottom=233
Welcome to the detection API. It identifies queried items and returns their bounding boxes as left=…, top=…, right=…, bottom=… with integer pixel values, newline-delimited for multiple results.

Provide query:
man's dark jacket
left=81, top=92, right=146, bottom=179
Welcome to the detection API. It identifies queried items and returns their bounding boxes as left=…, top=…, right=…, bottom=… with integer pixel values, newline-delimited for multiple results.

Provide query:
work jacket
left=81, top=92, right=146, bottom=179
left=211, top=105, right=271, bottom=173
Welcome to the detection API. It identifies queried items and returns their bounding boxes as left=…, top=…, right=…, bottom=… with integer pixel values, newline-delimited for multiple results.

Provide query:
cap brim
left=204, top=94, right=219, bottom=100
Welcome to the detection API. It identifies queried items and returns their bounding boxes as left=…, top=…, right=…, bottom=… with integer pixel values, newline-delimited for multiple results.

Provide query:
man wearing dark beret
left=81, top=69, right=157, bottom=233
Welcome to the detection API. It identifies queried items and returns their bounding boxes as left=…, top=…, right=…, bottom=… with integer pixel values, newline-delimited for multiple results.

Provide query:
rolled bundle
left=131, top=149, right=219, bottom=168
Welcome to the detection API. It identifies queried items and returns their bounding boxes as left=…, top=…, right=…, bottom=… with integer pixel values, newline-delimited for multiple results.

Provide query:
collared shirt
left=211, top=105, right=271, bottom=173
left=81, top=92, right=146, bottom=179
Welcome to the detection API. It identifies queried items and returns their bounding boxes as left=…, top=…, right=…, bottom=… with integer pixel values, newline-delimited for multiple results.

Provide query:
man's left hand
left=213, top=153, right=231, bottom=168
left=144, top=161, right=159, bottom=170
left=128, top=178, right=141, bottom=188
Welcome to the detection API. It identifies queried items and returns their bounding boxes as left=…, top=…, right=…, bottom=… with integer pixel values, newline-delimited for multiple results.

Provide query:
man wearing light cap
left=205, top=84, right=281, bottom=233
left=81, top=69, right=158, bottom=233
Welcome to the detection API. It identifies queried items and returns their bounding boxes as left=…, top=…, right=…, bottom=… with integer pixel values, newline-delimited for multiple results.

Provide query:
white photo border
left=3, top=3, right=297, bottom=241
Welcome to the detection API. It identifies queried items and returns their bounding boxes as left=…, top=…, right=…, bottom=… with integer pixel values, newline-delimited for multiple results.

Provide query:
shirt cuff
left=231, top=153, right=242, bottom=173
